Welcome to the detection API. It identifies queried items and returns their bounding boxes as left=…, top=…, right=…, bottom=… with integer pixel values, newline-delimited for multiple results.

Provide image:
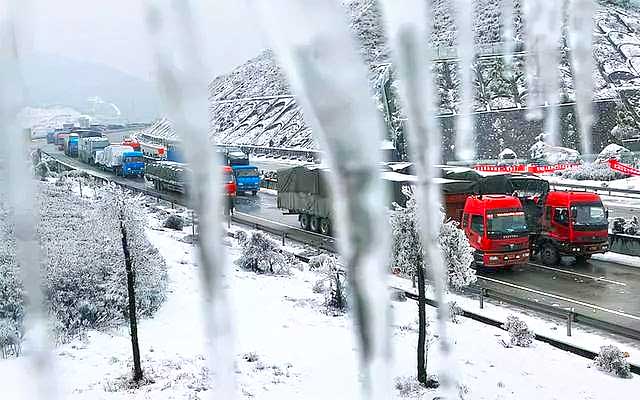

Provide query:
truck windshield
left=571, top=203, right=607, bottom=228
left=235, top=168, right=259, bottom=178
left=124, top=156, right=144, bottom=163
left=486, top=211, right=528, bottom=238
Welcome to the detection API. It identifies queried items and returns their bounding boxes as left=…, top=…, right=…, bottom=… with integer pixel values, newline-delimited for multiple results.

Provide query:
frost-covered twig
left=254, top=1, right=392, bottom=398
left=0, top=2, right=58, bottom=398
left=380, top=0, right=457, bottom=396
left=568, top=0, right=595, bottom=156
left=143, top=2, right=235, bottom=398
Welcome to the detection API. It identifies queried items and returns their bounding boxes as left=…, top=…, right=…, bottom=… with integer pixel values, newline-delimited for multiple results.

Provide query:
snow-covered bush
left=0, top=318, right=21, bottom=358
left=237, top=231, right=290, bottom=275
left=612, top=217, right=639, bottom=236
left=555, top=162, right=630, bottom=181
left=390, top=191, right=476, bottom=291
left=502, top=315, right=534, bottom=347
left=309, top=254, right=347, bottom=312
left=448, top=301, right=464, bottom=324
left=163, top=214, right=185, bottom=231
left=1, top=182, right=168, bottom=340
left=594, top=345, right=632, bottom=378
left=498, top=148, right=517, bottom=161
left=394, top=376, right=425, bottom=398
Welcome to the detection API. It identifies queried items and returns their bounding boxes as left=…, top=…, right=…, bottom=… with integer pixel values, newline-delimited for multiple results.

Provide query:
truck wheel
left=319, top=218, right=331, bottom=236
left=252, top=190, right=257, bottom=196
left=299, top=214, right=311, bottom=230
left=310, top=216, right=321, bottom=233
left=540, top=243, right=560, bottom=266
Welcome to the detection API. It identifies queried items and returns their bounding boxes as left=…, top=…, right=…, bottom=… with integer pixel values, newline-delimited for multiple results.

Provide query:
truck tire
left=310, top=216, right=321, bottom=233
left=299, top=214, right=311, bottom=230
left=252, top=190, right=257, bottom=196
left=319, top=218, right=331, bottom=236
left=540, top=243, right=560, bottom=266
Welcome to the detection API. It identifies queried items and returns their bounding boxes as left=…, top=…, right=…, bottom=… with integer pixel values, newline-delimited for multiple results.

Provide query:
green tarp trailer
left=277, top=165, right=332, bottom=219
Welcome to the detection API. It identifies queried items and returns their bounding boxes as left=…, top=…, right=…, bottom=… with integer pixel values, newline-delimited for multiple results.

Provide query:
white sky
left=23, top=0, right=267, bottom=81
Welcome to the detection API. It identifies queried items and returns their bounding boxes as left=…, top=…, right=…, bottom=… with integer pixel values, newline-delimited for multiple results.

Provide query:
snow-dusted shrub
left=308, top=253, right=337, bottom=273
left=163, top=214, right=184, bottom=231
left=503, top=315, right=534, bottom=347
left=555, top=162, right=630, bottom=181
left=394, top=376, right=425, bottom=398
left=391, top=289, right=407, bottom=302
left=529, top=136, right=580, bottom=165
left=1, top=183, right=168, bottom=339
left=448, top=301, right=463, bottom=324
left=237, top=231, right=290, bottom=275
left=594, top=345, right=632, bottom=378
left=0, top=319, right=21, bottom=358
left=390, top=191, right=476, bottom=292
left=612, top=216, right=639, bottom=236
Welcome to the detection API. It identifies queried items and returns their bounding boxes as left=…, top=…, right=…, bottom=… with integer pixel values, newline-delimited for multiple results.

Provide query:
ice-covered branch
left=253, top=1, right=392, bottom=398
left=380, top=0, right=457, bottom=396
left=143, top=1, right=236, bottom=398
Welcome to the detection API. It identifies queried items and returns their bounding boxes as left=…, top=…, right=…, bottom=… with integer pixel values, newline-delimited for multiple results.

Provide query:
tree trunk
left=416, top=262, right=427, bottom=385
left=120, top=213, right=143, bottom=382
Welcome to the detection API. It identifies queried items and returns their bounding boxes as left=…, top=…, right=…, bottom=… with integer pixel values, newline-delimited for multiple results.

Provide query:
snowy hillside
left=141, top=1, right=640, bottom=155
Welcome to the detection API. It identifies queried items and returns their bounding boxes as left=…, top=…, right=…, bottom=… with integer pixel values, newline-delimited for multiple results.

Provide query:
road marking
left=526, top=262, right=627, bottom=287
left=478, top=275, right=640, bottom=321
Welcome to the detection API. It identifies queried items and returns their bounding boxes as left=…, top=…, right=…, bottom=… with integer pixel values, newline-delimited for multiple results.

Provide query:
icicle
left=0, top=2, right=59, bottom=399
left=143, top=2, right=236, bottom=398
left=502, top=0, right=515, bottom=67
left=253, top=1, right=392, bottom=398
left=380, top=0, right=457, bottom=397
left=568, top=0, right=595, bottom=156
left=454, top=0, right=476, bottom=161
left=523, top=0, right=563, bottom=146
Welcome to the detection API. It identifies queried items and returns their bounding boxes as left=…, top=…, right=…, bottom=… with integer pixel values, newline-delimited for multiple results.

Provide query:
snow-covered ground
left=2, top=213, right=638, bottom=399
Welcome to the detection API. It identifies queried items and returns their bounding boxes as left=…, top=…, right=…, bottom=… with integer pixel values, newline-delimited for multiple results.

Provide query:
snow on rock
left=596, top=143, right=635, bottom=163
left=498, top=147, right=517, bottom=160
left=529, top=136, right=581, bottom=164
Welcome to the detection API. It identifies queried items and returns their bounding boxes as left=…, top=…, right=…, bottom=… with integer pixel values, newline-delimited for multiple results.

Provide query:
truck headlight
left=489, top=256, right=499, bottom=261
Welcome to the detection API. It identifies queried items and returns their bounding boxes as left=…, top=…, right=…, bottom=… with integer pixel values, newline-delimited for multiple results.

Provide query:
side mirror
left=605, top=209, right=610, bottom=219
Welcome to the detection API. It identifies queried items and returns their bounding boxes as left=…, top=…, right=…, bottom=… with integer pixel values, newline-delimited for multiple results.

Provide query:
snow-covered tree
left=390, top=190, right=476, bottom=291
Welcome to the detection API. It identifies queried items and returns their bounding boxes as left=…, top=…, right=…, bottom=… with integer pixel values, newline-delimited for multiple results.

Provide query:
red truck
left=443, top=171, right=530, bottom=269
left=511, top=175, right=609, bottom=265
left=443, top=169, right=609, bottom=267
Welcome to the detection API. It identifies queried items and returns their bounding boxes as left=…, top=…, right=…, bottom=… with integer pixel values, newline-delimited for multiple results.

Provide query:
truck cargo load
left=78, top=137, right=110, bottom=165
left=145, top=161, right=190, bottom=193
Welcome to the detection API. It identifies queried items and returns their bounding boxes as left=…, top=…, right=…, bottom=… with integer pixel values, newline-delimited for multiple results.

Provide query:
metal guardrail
left=550, top=181, right=640, bottom=199
left=217, top=143, right=321, bottom=162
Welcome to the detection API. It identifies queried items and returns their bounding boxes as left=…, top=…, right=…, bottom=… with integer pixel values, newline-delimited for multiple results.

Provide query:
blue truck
left=232, top=165, right=261, bottom=195
left=95, top=145, right=145, bottom=178
left=64, top=134, right=79, bottom=157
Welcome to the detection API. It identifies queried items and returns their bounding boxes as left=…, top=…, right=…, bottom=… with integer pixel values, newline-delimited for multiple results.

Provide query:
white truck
left=95, top=145, right=145, bottom=177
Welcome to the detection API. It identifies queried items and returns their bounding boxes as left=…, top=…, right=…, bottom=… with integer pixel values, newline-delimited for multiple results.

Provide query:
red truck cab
left=459, top=195, right=530, bottom=268
left=535, top=191, right=609, bottom=265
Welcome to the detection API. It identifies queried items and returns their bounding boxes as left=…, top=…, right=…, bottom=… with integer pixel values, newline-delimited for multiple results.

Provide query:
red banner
left=608, top=159, right=640, bottom=176
left=473, top=163, right=579, bottom=174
